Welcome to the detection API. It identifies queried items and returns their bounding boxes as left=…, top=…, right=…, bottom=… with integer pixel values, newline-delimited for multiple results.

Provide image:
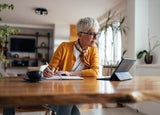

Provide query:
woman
left=43, top=17, right=100, bottom=115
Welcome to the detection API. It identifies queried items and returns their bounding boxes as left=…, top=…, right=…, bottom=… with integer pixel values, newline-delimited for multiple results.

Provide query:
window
left=98, top=22, right=122, bottom=66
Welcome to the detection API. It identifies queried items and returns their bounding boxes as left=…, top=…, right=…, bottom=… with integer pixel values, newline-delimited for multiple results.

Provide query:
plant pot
left=145, top=55, right=153, bottom=64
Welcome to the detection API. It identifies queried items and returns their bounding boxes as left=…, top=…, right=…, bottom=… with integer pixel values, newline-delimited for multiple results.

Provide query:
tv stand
left=4, top=27, right=53, bottom=72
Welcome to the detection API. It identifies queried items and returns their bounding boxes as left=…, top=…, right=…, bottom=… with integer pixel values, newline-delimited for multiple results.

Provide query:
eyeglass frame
left=80, top=32, right=101, bottom=39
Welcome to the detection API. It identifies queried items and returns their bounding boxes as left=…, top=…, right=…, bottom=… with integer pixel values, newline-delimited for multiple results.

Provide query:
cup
left=27, top=71, right=42, bottom=82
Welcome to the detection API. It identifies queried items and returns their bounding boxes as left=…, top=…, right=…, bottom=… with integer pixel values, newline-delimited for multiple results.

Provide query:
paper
left=44, top=76, right=83, bottom=80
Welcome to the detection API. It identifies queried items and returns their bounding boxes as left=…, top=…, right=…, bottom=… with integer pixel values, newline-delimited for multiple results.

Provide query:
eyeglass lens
left=80, top=32, right=101, bottom=39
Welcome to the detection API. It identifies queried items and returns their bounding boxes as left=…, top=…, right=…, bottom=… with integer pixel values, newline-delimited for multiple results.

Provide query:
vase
left=144, top=55, right=153, bottom=64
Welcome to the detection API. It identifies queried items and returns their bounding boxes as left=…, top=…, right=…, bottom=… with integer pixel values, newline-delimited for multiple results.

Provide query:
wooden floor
left=0, top=107, right=144, bottom=115
left=81, top=107, right=144, bottom=115
left=0, top=104, right=144, bottom=115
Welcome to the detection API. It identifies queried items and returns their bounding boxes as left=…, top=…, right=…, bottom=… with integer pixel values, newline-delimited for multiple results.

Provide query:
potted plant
left=137, top=36, right=160, bottom=64
left=100, top=10, right=127, bottom=64
left=137, top=50, right=152, bottom=64
left=0, top=3, right=19, bottom=77
left=99, top=10, right=128, bottom=76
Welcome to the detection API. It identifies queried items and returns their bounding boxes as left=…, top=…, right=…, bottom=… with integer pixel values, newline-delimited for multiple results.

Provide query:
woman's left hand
left=55, top=71, right=71, bottom=76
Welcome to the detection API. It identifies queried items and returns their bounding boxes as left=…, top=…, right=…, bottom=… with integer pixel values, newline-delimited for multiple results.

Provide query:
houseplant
left=137, top=50, right=152, bottom=64
left=0, top=3, right=19, bottom=77
left=137, top=36, right=160, bottom=64
left=98, top=10, right=127, bottom=76
left=100, top=10, right=127, bottom=64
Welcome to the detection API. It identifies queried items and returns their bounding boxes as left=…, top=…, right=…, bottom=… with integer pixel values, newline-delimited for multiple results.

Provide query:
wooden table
left=0, top=76, right=160, bottom=114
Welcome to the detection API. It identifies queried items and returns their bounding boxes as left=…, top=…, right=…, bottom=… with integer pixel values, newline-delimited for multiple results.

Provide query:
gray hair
left=76, top=17, right=100, bottom=33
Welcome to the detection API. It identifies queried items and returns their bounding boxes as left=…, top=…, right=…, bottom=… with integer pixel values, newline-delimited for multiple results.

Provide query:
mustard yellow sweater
left=49, top=41, right=99, bottom=77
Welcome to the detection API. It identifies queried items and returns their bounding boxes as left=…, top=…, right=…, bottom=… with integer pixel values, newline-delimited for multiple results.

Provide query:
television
left=10, top=37, right=35, bottom=52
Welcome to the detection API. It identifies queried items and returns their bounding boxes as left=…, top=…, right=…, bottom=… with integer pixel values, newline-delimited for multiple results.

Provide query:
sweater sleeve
left=49, top=42, right=64, bottom=68
left=81, top=46, right=99, bottom=77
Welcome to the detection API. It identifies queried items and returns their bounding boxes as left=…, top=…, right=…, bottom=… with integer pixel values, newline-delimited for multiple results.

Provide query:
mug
left=27, top=71, right=42, bottom=82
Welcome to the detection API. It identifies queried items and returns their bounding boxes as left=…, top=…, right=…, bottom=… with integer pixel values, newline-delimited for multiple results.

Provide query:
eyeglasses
left=80, top=32, right=101, bottom=39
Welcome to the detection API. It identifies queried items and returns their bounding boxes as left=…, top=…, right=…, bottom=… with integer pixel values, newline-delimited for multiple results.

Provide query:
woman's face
left=78, top=29, right=100, bottom=49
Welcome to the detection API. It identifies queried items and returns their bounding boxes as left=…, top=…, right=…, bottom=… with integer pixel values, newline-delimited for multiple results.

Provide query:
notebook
left=97, top=58, right=136, bottom=81
left=44, top=75, right=84, bottom=80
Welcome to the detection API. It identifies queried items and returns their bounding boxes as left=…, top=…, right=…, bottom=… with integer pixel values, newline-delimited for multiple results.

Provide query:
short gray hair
left=76, top=17, right=100, bottom=33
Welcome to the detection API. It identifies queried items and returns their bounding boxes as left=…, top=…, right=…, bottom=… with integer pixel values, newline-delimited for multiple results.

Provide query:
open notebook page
left=44, top=76, right=83, bottom=80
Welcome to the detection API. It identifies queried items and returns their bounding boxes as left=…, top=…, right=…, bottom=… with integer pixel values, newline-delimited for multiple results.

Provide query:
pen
left=46, top=62, right=53, bottom=72
left=46, top=62, right=59, bottom=73
left=54, top=67, right=59, bottom=73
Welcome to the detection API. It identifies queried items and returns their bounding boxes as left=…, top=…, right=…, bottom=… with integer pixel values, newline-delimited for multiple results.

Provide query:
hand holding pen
left=43, top=63, right=59, bottom=77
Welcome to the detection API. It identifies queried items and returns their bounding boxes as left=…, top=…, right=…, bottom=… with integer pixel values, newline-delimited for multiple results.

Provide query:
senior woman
left=43, top=17, right=100, bottom=115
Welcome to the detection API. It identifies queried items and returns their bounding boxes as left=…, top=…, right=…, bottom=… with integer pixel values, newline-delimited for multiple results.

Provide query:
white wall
left=135, top=0, right=148, bottom=61
left=126, top=0, right=136, bottom=58
left=133, top=0, right=160, bottom=64
left=127, top=0, right=160, bottom=76
left=148, top=0, right=160, bottom=63
left=134, top=0, right=160, bottom=76
left=126, top=0, right=149, bottom=64
left=54, top=24, right=70, bottom=51
left=126, top=0, right=160, bottom=114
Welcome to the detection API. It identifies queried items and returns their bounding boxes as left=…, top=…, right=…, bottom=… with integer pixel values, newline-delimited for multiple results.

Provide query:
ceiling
left=0, top=0, right=123, bottom=28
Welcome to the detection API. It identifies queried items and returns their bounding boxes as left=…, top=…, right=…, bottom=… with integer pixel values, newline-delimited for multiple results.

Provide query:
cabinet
left=5, top=32, right=51, bottom=70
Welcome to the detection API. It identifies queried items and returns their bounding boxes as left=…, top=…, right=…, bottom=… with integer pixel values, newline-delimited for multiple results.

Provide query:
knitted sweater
left=49, top=41, right=99, bottom=77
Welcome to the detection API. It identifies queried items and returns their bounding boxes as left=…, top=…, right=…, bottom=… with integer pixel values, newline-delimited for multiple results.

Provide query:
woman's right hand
left=43, top=66, right=55, bottom=78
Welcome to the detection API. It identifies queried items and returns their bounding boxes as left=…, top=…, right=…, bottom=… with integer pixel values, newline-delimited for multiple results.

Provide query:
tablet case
left=110, top=72, right=132, bottom=81
left=110, top=58, right=136, bottom=81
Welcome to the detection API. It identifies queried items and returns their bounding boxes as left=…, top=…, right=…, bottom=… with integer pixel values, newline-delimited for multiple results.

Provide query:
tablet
left=97, top=58, right=136, bottom=81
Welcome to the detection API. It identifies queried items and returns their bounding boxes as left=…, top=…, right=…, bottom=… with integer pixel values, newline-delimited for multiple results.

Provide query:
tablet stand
left=110, top=72, right=132, bottom=81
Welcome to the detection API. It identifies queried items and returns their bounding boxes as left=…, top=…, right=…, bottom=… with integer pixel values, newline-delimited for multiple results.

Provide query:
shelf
left=36, top=46, right=49, bottom=49
left=7, top=57, right=47, bottom=61
left=6, top=66, right=34, bottom=69
left=7, top=57, right=37, bottom=60
left=4, top=31, right=51, bottom=71
left=11, top=33, right=48, bottom=37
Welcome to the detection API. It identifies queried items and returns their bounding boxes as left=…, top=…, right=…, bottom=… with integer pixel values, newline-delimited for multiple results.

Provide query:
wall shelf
left=7, top=57, right=37, bottom=60
left=12, top=33, right=48, bottom=37
left=36, top=46, right=49, bottom=49
left=4, top=31, right=51, bottom=71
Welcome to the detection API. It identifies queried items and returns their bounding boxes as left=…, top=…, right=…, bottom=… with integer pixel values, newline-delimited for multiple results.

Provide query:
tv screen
left=10, top=38, right=35, bottom=52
